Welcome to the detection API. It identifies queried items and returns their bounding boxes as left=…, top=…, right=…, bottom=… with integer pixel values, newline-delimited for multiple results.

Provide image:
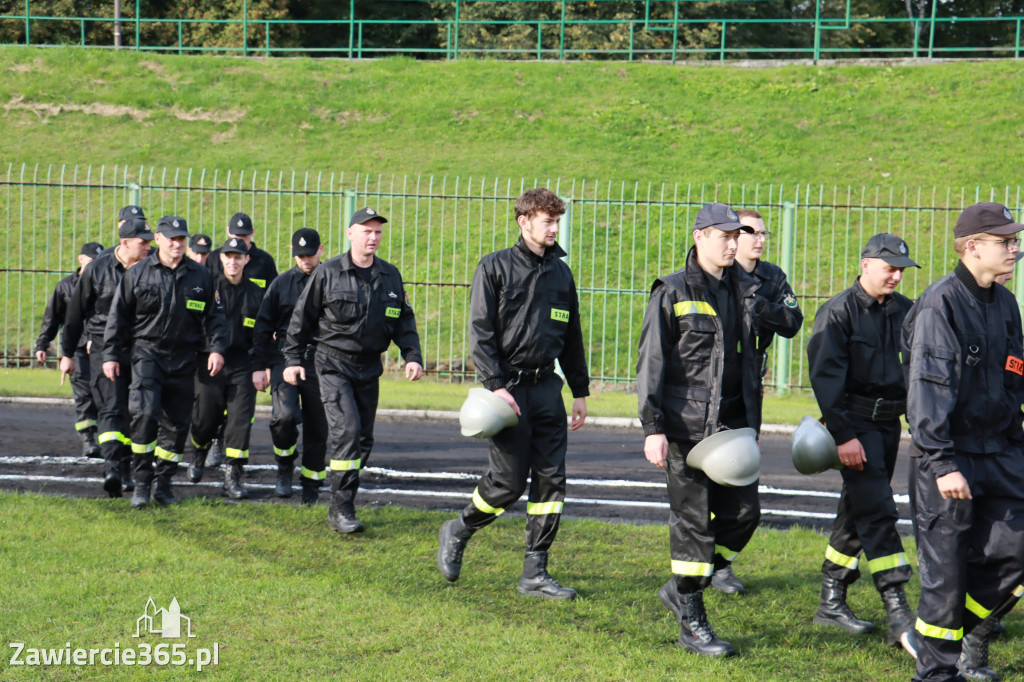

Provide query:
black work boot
left=813, top=576, right=877, bottom=634
left=326, top=495, right=364, bottom=534
left=224, top=461, right=248, bottom=500
left=711, top=564, right=747, bottom=595
left=188, top=443, right=209, bottom=483
left=130, top=454, right=153, bottom=509
left=882, top=585, right=918, bottom=658
left=675, top=590, right=736, bottom=658
left=206, top=439, right=225, bottom=468
left=81, top=428, right=101, bottom=458
left=275, top=459, right=294, bottom=498
left=152, top=471, right=179, bottom=506
left=102, top=455, right=122, bottom=498
left=518, top=551, right=576, bottom=601
left=130, top=482, right=151, bottom=509
left=436, top=517, right=474, bottom=582
left=300, top=482, right=320, bottom=506
left=120, top=456, right=134, bottom=493
left=958, top=618, right=1001, bottom=681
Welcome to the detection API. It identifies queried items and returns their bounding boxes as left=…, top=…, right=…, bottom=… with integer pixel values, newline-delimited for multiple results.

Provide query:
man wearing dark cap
left=61, top=210, right=153, bottom=497
left=283, top=208, right=423, bottom=533
left=903, top=202, right=1024, bottom=682
left=104, top=216, right=228, bottom=509
left=251, top=228, right=328, bottom=504
left=36, top=241, right=105, bottom=458
left=636, top=202, right=765, bottom=658
left=807, top=233, right=919, bottom=657
left=186, top=237, right=264, bottom=500
left=187, top=234, right=213, bottom=266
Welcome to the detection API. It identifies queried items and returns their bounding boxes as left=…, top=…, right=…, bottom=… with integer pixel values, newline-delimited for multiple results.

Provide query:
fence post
left=342, top=190, right=356, bottom=253
left=24, top=0, right=29, bottom=45
left=128, top=182, right=142, bottom=207
left=243, top=0, right=248, bottom=57
left=774, top=200, right=796, bottom=395
left=559, top=196, right=572, bottom=264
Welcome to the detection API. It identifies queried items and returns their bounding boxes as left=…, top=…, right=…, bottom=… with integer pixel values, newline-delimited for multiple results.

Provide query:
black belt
left=505, top=363, right=556, bottom=388
left=845, top=393, right=906, bottom=422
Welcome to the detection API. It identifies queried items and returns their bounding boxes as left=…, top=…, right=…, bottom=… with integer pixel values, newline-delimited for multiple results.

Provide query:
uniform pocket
left=135, top=285, right=162, bottom=315
left=326, top=292, right=360, bottom=325
left=914, top=346, right=955, bottom=386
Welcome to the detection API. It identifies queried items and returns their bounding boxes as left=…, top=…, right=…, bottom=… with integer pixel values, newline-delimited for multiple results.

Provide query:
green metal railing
left=1, top=1, right=1022, bottom=62
left=3, top=163, right=1023, bottom=392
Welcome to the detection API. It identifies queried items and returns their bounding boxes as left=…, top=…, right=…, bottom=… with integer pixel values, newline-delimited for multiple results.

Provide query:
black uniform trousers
left=270, top=358, right=327, bottom=486
left=191, top=352, right=257, bottom=464
left=316, top=350, right=380, bottom=506
left=460, top=374, right=567, bottom=553
left=822, top=416, right=911, bottom=591
left=666, top=439, right=760, bottom=594
left=71, top=347, right=98, bottom=433
left=128, top=351, right=197, bottom=486
left=910, top=448, right=1024, bottom=682
left=89, top=339, right=131, bottom=478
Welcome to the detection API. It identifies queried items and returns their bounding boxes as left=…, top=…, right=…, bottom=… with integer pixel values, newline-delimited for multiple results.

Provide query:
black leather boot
left=224, top=461, right=248, bottom=500
left=300, top=481, right=320, bottom=506
left=882, top=585, right=918, bottom=658
left=326, top=494, right=363, bottom=534
left=130, top=482, right=151, bottom=509
left=517, top=551, right=576, bottom=601
left=959, top=618, right=1001, bottom=681
left=130, top=453, right=152, bottom=509
left=120, top=456, right=134, bottom=493
left=436, top=517, right=474, bottom=582
left=188, top=443, right=209, bottom=483
left=80, top=428, right=101, bottom=458
left=275, top=459, right=294, bottom=498
left=711, top=564, right=747, bottom=595
left=813, top=576, right=876, bottom=634
left=675, top=590, right=736, bottom=657
left=152, top=470, right=179, bottom=506
left=206, top=438, right=225, bottom=468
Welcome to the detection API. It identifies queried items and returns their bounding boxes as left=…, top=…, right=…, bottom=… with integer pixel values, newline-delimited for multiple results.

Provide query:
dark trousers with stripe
left=822, top=418, right=911, bottom=591
left=270, top=359, right=327, bottom=486
left=316, top=351, right=380, bottom=507
left=666, top=439, right=760, bottom=594
left=910, top=448, right=1024, bottom=682
left=191, top=353, right=257, bottom=464
left=89, top=340, right=130, bottom=477
left=460, top=374, right=568, bottom=553
left=128, top=352, right=197, bottom=486
left=71, top=346, right=98, bottom=433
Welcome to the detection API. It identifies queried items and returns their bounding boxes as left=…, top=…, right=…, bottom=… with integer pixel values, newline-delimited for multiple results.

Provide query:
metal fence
left=1, top=0, right=1023, bottom=62
left=3, top=163, right=1023, bottom=392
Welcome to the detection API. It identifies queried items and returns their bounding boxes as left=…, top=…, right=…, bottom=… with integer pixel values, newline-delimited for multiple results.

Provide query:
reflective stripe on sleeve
left=965, top=593, right=993, bottom=620
left=673, top=300, right=717, bottom=317
left=472, top=487, right=505, bottom=516
left=825, top=545, right=859, bottom=570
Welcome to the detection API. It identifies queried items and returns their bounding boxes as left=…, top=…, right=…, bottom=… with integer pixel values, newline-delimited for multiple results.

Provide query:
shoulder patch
left=784, top=294, right=798, bottom=308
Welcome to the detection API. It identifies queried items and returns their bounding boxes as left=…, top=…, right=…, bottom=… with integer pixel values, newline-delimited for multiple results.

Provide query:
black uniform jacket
left=61, top=248, right=129, bottom=358
left=208, top=241, right=278, bottom=293
left=636, top=246, right=763, bottom=441
left=37, top=270, right=82, bottom=353
left=902, top=264, right=1024, bottom=478
left=250, top=265, right=312, bottom=369
left=750, top=259, right=803, bottom=354
left=283, top=252, right=422, bottom=368
left=213, top=273, right=264, bottom=363
left=103, top=253, right=228, bottom=368
left=469, top=238, right=590, bottom=399
left=807, top=278, right=912, bottom=446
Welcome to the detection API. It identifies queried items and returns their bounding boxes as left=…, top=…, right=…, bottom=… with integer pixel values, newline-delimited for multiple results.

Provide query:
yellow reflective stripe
left=154, top=446, right=181, bottom=463
left=710, top=511, right=716, bottom=521
left=673, top=300, right=717, bottom=317
left=99, top=431, right=125, bottom=444
left=1014, top=584, right=1024, bottom=598
left=526, top=500, right=563, bottom=515
left=715, top=545, right=738, bottom=562
left=274, top=444, right=297, bottom=457
left=915, top=618, right=962, bottom=641
left=74, top=419, right=97, bottom=431
left=300, top=466, right=326, bottom=481
left=191, top=437, right=211, bottom=449
left=329, top=459, right=361, bottom=471
left=866, top=552, right=909, bottom=574
left=825, top=545, right=859, bottom=570
left=131, top=440, right=157, bottom=454
left=965, top=594, right=993, bottom=620
left=250, top=278, right=266, bottom=288
left=671, top=560, right=714, bottom=577
left=472, top=488, right=505, bottom=516
left=225, top=448, right=249, bottom=459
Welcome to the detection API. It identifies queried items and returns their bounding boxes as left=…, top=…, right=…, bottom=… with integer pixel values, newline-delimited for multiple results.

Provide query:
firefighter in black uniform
left=103, top=216, right=228, bottom=509
left=36, top=241, right=105, bottom=458
left=187, top=238, right=264, bottom=500
left=283, top=208, right=423, bottom=533
left=903, top=202, right=1024, bottom=682
left=636, top=202, right=764, bottom=657
left=187, top=233, right=212, bottom=266
left=61, top=208, right=153, bottom=498
left=205, top=212, right=278, bottom=469
left=807, top=233, right=919, bottom=656
left=251, top=228, right=328, bottom=505
left=436, top=188, right=589, bottom=601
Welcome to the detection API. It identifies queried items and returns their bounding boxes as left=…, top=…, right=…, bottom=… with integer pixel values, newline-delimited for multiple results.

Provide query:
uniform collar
left=514, top=236, right=566, bottom=263
left=954, top=261, right=994, bottom=303
left=338, top=251, right=377, bottom=272
left=852, top=277, right=897, bottom=310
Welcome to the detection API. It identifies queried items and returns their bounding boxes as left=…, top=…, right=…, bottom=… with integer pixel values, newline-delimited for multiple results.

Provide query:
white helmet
left=686, top=428, right=761, bottom=487
left=791, top=416, right=840, bottom=475
left=459, top=388, right=519, bottom=438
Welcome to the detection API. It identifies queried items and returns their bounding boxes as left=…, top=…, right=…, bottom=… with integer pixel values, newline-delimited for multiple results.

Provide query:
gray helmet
left=791, top=416, right=840, bottom=474
left=685, top=428, right=761, bottom=487
left=459, top=387, right=519, bottom=438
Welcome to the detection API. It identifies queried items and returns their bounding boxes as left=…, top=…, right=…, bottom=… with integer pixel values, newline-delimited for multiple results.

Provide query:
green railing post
left=348, top=0, right=355, bottom=59
left=813, top=0, right=822, bottom=63
left=560, top=0, right=566, bottom=61
left=453, top=0, right=460, bottom=60
left=559, top=196, right=572, bottom=264
left=242, top=0, right=248, bottom=57
left=774, top=201, right=796, bottom=395
left=24, top=0, right=29, bottom=44
left=928, top=0, right=938, bottom=58
left=135, top=0, right=141, bottom=51
left=342, top=190, right=356, bottom=253
left=720, top=21, right=727, bottom=61
left=128, top=182, right=142, bottom=207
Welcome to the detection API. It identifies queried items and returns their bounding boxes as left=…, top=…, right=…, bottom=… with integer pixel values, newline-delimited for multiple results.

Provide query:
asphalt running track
left=0, top=399, right=913, bottom=533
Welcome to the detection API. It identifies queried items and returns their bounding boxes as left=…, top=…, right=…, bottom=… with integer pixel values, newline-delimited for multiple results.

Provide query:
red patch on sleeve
left=1006, top=356, right=1023, bottom=375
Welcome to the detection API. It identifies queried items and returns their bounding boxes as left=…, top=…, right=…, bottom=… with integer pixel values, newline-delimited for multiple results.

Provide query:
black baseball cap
left=349, top=207, right=388, bottom=227
left=292, top=228, right=321, bottom=256
left=81, top=241, right=104, bottom=257
left=118, top=215, right=154, bottom=240
left=861, top=233, right=920, bottom=268
left=693, top=203, right=745, bottom=232
left=189, top=234, right=212, bottom=253
left=220, top=237, right=248, bottom=255
left=156, top=216, right=189, bottom=239
left=118, top=205, right=145, bottom=222
left=954, top=202, right=1024, bottom=238
left=228, top=212, right=254, bottom=236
